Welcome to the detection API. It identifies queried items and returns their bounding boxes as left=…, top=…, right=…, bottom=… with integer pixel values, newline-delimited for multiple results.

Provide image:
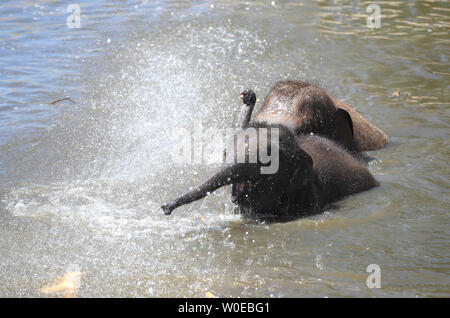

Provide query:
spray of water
left=3, top=21, right=301, bottom=238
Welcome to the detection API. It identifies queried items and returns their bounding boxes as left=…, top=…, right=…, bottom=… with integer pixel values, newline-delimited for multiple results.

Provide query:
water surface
left=0, top=0, right=449, bottom=297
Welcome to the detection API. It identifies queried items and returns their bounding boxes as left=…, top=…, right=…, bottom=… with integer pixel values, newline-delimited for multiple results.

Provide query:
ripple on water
left=1, top=0, right=449, bottom=297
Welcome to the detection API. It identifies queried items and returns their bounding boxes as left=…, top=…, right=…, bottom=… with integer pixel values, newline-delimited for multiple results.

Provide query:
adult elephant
left=161, top=87, right=380, bottom=219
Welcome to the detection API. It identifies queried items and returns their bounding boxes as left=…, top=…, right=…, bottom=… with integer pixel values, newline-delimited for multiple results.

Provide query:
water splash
left=3, top=23, right=277, bottom=238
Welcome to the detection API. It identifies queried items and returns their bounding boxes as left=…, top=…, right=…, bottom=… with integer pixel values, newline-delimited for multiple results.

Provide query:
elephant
left=161, top=87, right=380, bottom=220
left=250, top=80, right=389, bottom=152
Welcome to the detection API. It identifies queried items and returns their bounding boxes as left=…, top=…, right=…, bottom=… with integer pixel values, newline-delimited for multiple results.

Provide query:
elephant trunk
left=161, top=162, right=260, bottom=215
left=238, top=90, right=256, bottom=128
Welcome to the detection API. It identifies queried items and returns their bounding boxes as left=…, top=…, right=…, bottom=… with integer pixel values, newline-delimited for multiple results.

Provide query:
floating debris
left=49, top=97, right=76, bottom=105
left=205, top=291, right=217, bottom=298
left=41, top=271, right=82, bottom=297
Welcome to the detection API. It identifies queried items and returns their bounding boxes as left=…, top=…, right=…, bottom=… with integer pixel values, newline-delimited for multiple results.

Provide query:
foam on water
left=4, top=180, right=243, bottom=239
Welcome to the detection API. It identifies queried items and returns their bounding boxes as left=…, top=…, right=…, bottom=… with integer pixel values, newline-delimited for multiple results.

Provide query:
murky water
left=0, top=0, right=449, bottom=297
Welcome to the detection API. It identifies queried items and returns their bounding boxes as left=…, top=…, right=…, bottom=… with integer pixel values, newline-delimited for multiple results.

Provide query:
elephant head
left=161, top=120, right=318, bottom=218
left=252, top=80, right=389, bottom=152
left=229, top=89, right=319, bottom=217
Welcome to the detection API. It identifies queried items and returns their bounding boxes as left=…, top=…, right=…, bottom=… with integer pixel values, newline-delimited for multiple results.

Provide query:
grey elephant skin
left=161, top=81, right=388, bottom=221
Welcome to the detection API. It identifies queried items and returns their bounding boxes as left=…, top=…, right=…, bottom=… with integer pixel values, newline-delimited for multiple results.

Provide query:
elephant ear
left=330, top=108, right=355, bottom=151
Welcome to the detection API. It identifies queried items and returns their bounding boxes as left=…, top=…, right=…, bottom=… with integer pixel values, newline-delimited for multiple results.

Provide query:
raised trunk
left=238, top=90, right=256, bottom=128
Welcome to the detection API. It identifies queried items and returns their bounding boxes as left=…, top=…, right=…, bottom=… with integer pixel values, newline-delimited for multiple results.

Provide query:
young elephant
left=252, top=80, right=389, bottom=152
left=229, top=130, right=379, bottom=220
left=161, top=91, right=379, bottom=219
